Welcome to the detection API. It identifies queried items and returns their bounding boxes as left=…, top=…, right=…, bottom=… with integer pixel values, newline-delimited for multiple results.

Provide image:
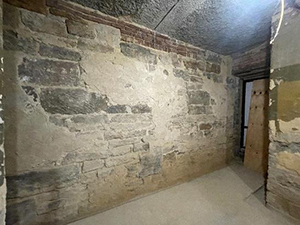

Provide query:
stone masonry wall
left=267, top=4, right=300, bottom=221
left=3, top=0, right=240, bottom=224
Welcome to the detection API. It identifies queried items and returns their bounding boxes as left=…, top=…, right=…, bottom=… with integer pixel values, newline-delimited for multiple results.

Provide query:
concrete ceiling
left=69, top=0, right=279, bottom=55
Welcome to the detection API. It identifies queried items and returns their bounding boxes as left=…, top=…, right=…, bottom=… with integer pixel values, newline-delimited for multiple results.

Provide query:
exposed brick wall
left=4, top=0, right=206, bottom=60
left=232, top=42, right=270, bottom=80
left=47, top=0, right=206, bottom=59
left=3, top=0, right=241, bottom=224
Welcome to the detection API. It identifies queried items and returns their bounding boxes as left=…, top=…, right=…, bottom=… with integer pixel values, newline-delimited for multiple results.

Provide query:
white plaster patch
left=269, top=98, right=274, bottom=106
left=0, top=57, right=3, bottom=72
left=279, top=118, right=300, bottom=133
left=269, top=79, right=276, bottom=90
left=269, top=120, right=277, bottom=137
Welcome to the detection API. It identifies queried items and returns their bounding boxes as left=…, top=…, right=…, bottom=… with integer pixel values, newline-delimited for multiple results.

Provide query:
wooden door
left=244, top=79, right=269, bottom=176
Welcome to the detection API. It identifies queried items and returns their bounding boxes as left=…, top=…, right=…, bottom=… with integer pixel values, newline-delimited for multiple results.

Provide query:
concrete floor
left=70, top=162, right=297, bottom=225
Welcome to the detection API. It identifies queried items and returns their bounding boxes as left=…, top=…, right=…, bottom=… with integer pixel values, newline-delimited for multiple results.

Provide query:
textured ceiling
left=69, top=0, right=278, bottom=55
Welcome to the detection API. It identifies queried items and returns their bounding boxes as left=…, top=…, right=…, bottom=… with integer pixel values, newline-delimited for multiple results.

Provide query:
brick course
left=44, top=0, right=205, bottom=59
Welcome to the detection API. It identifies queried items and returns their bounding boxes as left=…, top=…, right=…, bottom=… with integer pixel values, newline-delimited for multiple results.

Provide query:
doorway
left=240, top=79, right=269, bottom=176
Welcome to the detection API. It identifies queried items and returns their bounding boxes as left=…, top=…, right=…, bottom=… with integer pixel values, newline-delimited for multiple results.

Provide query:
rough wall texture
left=232, top=42, right=270, bottom=80
left=68, top=0, right=277, bottom=55
left=3, top=0, right=240, bottom=224
left=267, top=5, right=300, bottom=221
left=0, top=0, right=6, bottom=223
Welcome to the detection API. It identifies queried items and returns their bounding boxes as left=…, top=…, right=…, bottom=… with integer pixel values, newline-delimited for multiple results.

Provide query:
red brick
left=142, top=29, right=155, bottom=36
left=135, top=38, right=145, bottom=45
left=155, top=33, right=170, bottom=40
left=144, top=35, right=154, bottom=43
left=46, top=0, right=206, bottom=58
left=169, top=47, right=177, bottom=54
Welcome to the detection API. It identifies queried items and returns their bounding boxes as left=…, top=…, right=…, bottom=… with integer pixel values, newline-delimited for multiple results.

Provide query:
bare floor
left=70, top=162, right=297, bottom=225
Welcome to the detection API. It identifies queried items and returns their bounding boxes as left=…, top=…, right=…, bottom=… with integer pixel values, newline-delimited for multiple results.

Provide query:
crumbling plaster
left=267, top=5, right=300, bottom=221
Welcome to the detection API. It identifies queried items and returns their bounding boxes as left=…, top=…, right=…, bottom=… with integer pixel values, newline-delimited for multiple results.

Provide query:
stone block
left=3, top=3, right=20, bottom=29
left=276, top=152, right=300, bottom=176
left=139, top=155, right=162, bottom=178
left=187, top=83, right=203, bottom=90
left=106, top=105, right=129, bottom=114
left=109, top=145, right=132, bottom=156
left=18, top=58, right=80, bottom=86
left=105, top=153, right=139, bottom=167
left=97, top=168, right=114, bottom=179
left=120, top=43, right=157, bottom=65
left=4, top=29, right=38, bottom=54
left=124, top=177, right=144, bottom=188
left=21, top=10, right=67, bottom=37
left=77, top=39, right=114, bottom=53
left=34, top=191, right=59, bottom=203
left=104, top=129, right=147, bottom=140
left=171, top=53, right=183, bottom=67
left=188, top=105, right=206, bottom=115
left=133, top=142, right=150, bottom=152
left=94, top=23, right=120, bottom=48
left=6, top=199, right=36, bottom=225
left=39, top=43, right=81, bottom=61
left=60, top=151, right=108, bottom=165
left=289, top=202, right=300, bottom=220
left=66, top=19, right=96, bottom=39
left=200, top=123, right=212, bottom=130
left=83, top=160, right=105, bottom=173
left=206, top=62, right=221, bottom=74
left=108, top=138, right=140, bottom=148
left=187, top=90, right=210, bottom=105
left=205, top=50, right=222, bottom=64
left=109, top=122, right=154, bottom=133
left=110, top=114, right=152, bottom=123
left=190, top=76, right=203, bottom=83
left=268, top=171, right=300, bottom=204
left=7, top=165, right=80, bottom=198
left=204, top=73, right=223, bottom=83
left=226, top=77, right=239, bottom=89
left=40, top=88, right=109, bottom=115
left=173, top=69, right=189, bottom=81
left=267, top=191, right=300, bottom=220
left=49, top=116, right=68, bottom=127
left=184, top=60, right=205, bottom=71
left=125, top=163, right=140, bottom=177
left=76, top=22, right=120, bottom=52
left=36, top=199, right=61, bottom=215
left=131, top=104, right=152, bottom=114
left=71, top=114, right=109, bottom=124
